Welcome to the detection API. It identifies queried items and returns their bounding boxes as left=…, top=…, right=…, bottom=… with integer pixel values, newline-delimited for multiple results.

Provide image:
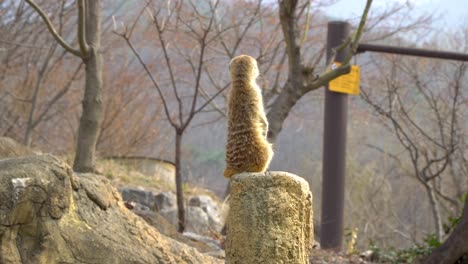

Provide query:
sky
left=325, top=0, right=468, bottom=29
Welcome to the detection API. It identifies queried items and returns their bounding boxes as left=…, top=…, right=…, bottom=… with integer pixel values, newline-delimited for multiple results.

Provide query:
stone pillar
left=226, top=171, right=313, bottom=264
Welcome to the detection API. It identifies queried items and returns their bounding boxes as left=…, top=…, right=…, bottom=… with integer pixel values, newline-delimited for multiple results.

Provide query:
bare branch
left=345, top=0, right=373, bottom=62
left=183, top=0, right=221, bottom=130
left=77, top=0, right=89, bottom=56
left=32, top=62, right=83, bottom=129
left=193, top=83, right=230, bottom=116
left=299, top=0, right=311, bottom=47
left=278, top=0, right=301, bottom=75
left=120, top=35, right=177, bottom=129
left=0, top=39, right=49, bottom=50
left=24, top=0, right=82, bottom=57
left=151, top=11, right=184, bottom=125
left=305, top=64, right=351, bottom=92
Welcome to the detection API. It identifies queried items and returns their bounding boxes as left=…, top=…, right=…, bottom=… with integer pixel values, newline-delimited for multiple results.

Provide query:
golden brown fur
left=224, top=55, right=273, bottom=178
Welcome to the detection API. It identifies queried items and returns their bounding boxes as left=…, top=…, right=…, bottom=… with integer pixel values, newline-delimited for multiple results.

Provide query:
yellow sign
left=329, top=62, right=360, bottom=95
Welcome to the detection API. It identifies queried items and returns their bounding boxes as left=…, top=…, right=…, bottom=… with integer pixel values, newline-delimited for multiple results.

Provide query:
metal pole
left=320, top=21, right=350, bottom=251
left=357, top=43, right=468, bottom=61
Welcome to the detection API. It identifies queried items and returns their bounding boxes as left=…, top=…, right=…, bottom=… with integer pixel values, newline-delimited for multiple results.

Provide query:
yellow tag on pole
left=329, top=62, right=360, bottom=95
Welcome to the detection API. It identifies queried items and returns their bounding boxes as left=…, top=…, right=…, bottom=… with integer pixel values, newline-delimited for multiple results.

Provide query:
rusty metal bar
left=357, top=43, right=468, bottom=61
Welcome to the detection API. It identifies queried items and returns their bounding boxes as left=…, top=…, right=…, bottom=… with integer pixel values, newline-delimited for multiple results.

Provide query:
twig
left=24, top=0, right=81, bottom=57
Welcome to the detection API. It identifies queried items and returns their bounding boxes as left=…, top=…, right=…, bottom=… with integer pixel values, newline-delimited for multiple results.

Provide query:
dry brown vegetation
left=1, top=0, right=466, bottom=260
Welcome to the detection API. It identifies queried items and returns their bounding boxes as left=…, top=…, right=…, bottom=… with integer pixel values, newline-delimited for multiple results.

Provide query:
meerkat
left=224, top=55, right=273, bottom=178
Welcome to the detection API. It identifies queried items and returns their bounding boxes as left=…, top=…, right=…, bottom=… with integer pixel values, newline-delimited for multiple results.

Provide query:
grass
left=96, top=158, right=224, bottom=210
left=96, top=159, right=171, bottom=192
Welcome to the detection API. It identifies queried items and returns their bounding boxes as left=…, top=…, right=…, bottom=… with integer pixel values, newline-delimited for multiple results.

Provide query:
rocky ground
left=310, top=249, right=380, bottom=264
left=0, top=136, right=383, bottom=263
left=98, top=154, right=383, bottom=263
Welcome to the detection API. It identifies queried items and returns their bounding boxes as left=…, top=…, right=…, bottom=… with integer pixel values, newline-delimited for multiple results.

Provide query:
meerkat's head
left=229, top=55, right=259, bottom=81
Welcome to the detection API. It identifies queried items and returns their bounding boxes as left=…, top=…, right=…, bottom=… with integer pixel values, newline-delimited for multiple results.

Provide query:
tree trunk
left=424, top=199, right=468, bottom=264
left=175, top=131, right=185, bottom=232
left=24, top=46, right=56, bottom=147
left=267, top=0, right=305, bottom=143
left=425, top=184, right=444, bottom=241
left=266, top=80, right=305, bottom=143
left=24, top=72, right=43, bottom=147
left=73, top=0, right=103, bottom=173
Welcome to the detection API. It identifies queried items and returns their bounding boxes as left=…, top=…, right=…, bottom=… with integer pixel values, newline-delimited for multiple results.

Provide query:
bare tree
left=0, top=1, right=51, bottom=139
left=0, top=2, right=82, bottom=147
left=259, top=0, right=434, bottom=143
left=263, top=0, right=373, bottom=142
left=24, top=0, right=103, bottom=173
left=114, top=0, right=241, bottom=232
left=361, top=52, right=467, bottom=240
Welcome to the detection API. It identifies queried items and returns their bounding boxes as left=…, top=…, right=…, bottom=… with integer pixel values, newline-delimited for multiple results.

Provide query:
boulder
left=130, top=207, right=218, bottom=255
left=183, top=232, right=223, bottom=251
left=125, top=201, right=151, bottom=212
left=119, top=187, right=156, bottom=210
left=206, top=250, right=226, bottom=259
left=0, top=155, right=220, bottom=264
left=119, top=189, right=176, bottom=213
left=189, top=195, right=222, bottom=231
left=160, top=206, right=218, bottom=236
left=154, top=191, right=177, bottom=212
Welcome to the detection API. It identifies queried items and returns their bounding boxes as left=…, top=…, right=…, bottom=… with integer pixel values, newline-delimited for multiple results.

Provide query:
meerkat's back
left=224, top=55, right=273, bottom=178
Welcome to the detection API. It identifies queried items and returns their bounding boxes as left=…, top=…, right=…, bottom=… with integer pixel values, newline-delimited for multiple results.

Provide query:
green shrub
left=369, top=234, right=438, bottom=264
left=369, top=199, right=466, bottom=263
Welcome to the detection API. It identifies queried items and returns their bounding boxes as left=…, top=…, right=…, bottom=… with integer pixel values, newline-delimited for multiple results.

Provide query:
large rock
left=119, top=189, right=176, bottom=213
left=0, top=155, right=220, bottom=264
left=130, top=208, right=219, bottom=255
left=160, top=206, right=217, bottom=236
left=119, top=187, right=156, bottom=210
left=154, top=192, right=177, bottom=212
left=183, top=232, right=223, bottom=252
left=189, top=195, right=222, bottom=232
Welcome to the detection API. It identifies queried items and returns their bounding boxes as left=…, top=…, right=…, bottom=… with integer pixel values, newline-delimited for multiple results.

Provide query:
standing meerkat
left=224, top=55, right=273, bottom=178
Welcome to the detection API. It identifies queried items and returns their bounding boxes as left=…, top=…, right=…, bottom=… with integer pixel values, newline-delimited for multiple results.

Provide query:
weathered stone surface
left=160, top=206, right=218, bottom=236
left=120, top=187, right=156, bottom=210
left=131, top=208, right=219, bottom=255
left=183, top=232, right=223, bottom=252
left=154, top=191, right=177, bottom=212
left=226, top=171, right=313, bottom=264
left=0, top=155, right=221, bottom=264
left=189, top=195, right=222, bottom=232
left=206, top=250, right=226, bottom=259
